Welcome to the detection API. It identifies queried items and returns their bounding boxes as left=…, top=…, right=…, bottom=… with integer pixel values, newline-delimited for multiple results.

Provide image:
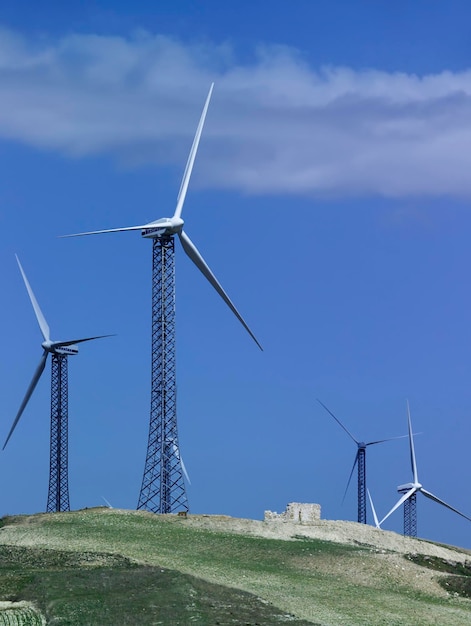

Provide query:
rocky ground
left=184, top=512, right=471, bottom=563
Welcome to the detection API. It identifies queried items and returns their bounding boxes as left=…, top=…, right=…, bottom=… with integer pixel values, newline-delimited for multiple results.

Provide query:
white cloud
left=1, top=27, right=471, bottom=197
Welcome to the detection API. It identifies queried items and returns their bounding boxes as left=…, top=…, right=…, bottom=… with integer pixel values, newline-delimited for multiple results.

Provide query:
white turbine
left=3, top=255, right=113, bottom=449
left=61, top=83, right=262, bottom=351
left=60, top=83, right=261, bottom=512
left=317, top=398, right=407, bottom=524
left=379, top=401, right=471, bottom=528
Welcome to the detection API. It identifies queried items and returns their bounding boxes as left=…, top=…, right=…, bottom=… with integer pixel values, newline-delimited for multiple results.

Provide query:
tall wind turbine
left=62, top=84, right=262, bottom=514
left=4, top=255, right=111, bottom=512
left=380, top=402, right=471, bottom=537
left=317, top=399, right=404, bottom=524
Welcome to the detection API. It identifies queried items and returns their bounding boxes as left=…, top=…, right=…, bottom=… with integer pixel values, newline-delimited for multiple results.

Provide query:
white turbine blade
left=3, top=351, right=48, bottom=449
left=15, top=254, right=50, bottom=342
left=367, top=489, right=381, bottom=528
left=366, top=434, right=409, bottom=447
left=52, top=334, right=115, bottom=348
left=342, top=452, right=359, bottom=504
left=317, top=399, right=359, bottom=444
left=379, top=487, right=416, bottom=527
left=180, top=457, right=191, bottom=485
left=178, top=230, right=263, bottom=350
left=421, top=488, right=471, bottom=523
left=59, top=224, right=152, bottom=238
left=171, top=443, right=191, bottom=485
left=102, top=496, right=113, bottom=509
left=406, top=400, right=419, bottom=484
left=174, top=83, right=214, bottom=220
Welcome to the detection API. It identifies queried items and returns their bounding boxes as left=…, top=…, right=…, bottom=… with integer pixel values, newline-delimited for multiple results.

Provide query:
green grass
left=0, top=509, right=470, bottom=625
left=405, top=553, right=471, bottom=599
left=0, top=545, right=314, bottom=625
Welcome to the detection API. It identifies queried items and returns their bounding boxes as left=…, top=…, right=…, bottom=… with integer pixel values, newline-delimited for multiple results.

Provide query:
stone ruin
left=264, top=502, right=321, bottom=524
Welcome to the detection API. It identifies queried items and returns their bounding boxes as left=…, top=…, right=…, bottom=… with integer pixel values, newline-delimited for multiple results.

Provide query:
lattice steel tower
left=317, top=400, right=402, bottom=525
left=3, top=255, right=112, bottom=512
left=137, top=236, right=188, bottom=513
left=356, top=446, right=367, bottom=524
left=64, top=84, right=261, bottom=515
left=401, top=488, right=417, bottom=537
left=47, top=354, right=70, bottom=512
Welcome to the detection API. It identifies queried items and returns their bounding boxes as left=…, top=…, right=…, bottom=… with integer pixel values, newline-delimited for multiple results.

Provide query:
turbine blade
left=178, top=230, right=262, bottom=350
left=421, top=488, right=471, bottom=523
left=3, top=351, right=48, bottom=449
left=367, top=432, right=422, bottom=447
left=407, top=400, right=419, bottom=483
left=171, top=442, right=191, bottom=485
left=379, top=487, right=416, bottom=527
left=180, top=457, right=191, bottom=485
left=52, top=334, right=115, bottom=348
left=367, top=489, right=381, bottom=528
left=101, top=496, right=113, bottom=509
left=342, top=452, right=359, bottom=504
left=59, top=225, right=151, bottom=238
left=366, top=434, right=409, bottom=446
left=174, top=83, right=214, bottom=220
left=316, top=399, right=359, bottom=444
left=15, top=254, right=50, bottom=342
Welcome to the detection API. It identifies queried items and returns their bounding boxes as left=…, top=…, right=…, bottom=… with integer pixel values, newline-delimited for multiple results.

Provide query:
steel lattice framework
left=316, top=400, right=403, bottom=527
left=402, top=490, right=417, bottom=537
left=60, top=84, right=262, bottom=516
left=357, top=447, right=367, bottom=524
left=137, top=236, right=188, bottom=513
left=47, top=354, right=70, bottom=513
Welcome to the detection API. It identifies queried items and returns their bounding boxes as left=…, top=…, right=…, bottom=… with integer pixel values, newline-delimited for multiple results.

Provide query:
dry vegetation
left=0, top=508, right=470, bottom=625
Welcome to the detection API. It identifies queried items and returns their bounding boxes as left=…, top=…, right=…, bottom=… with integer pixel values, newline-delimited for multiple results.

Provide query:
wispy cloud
left=1, top=27, right=471, bottom=197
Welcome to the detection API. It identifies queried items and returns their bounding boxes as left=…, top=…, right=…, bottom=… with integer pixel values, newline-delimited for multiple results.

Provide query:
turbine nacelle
left=42, top=340, right=79, bottom=356
left=141, top=216, right=184, bottom=239
left=397, top=481, right=420, bottom=492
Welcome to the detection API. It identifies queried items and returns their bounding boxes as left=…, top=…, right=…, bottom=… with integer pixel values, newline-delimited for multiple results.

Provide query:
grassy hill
left=0, top=508, right=470, bottom=625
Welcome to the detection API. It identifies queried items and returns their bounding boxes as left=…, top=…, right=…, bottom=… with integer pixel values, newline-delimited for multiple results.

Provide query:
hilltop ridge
left=0, top=508, right=470, bottom=625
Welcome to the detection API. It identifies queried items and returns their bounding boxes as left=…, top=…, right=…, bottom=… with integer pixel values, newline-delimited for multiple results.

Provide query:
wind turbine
left=62, top=83, right=262, bottom=514
left=317, top=399, right=405, bottom=524
left=4, top=255, right=112, bottom=512
left=380, top=402, right=471, bottom=537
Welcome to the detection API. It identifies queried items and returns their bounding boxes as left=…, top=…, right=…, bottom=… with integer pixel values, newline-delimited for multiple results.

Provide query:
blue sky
left=2, top=0, right=471, bottom=549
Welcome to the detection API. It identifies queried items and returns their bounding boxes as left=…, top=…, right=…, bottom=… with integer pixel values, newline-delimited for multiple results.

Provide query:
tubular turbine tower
left=63, top=84, right=262, bottom=514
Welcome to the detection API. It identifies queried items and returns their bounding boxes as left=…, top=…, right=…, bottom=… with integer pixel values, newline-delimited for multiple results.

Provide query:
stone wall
left=264, top=502, right=321, bottom=523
